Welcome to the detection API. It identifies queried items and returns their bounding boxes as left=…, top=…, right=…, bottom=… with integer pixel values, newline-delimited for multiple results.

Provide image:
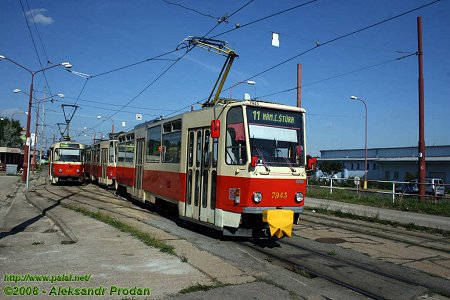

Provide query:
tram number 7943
left=271, top=192, right=288, bottom=199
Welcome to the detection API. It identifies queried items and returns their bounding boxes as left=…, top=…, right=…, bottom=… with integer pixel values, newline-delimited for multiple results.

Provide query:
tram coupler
left=262, top=209, right=294, bottom=238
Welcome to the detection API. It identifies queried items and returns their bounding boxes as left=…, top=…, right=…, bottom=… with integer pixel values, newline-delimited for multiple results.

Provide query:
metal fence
left=307, top=177, right=450, bottom=203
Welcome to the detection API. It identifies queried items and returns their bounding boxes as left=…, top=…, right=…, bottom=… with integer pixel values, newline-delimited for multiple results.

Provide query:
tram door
left=101, top=148, right=108, bottom=182
left=135, top=139, right=145, bottom=198
left=186, top=128, right=218, bottom=223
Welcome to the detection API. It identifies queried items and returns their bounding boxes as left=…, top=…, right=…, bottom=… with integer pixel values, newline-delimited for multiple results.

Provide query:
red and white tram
left=85, top=138, right=118, bottom=187
left=115, top=100, right=313, bottom=238
left=48, top=141, right=86, bottom=184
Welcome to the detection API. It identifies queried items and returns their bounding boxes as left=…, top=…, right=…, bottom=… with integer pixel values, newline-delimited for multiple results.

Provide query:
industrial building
left=318, top=145, right=450, bottom=182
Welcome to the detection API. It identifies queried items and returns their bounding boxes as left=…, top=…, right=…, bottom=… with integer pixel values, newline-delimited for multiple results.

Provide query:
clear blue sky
left=1, top=0, right=449, bottom=156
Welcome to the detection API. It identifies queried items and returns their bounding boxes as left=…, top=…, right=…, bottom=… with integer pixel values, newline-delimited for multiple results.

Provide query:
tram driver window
left=226, top=107, right=247, bottom=165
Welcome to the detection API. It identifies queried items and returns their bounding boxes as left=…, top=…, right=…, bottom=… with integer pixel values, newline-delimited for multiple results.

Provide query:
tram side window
left=118, top=143, right=126, bottom=162
left=125, top=141, right=135, bottom=163
left=147, top=126, right=161, bottom=163
left=162, top=132, right=181, bottom=163
left=226, top=107, right=247, bottom=165
left=86, top=149, right=92, bottom=163
left=109, top=142, right=115, bottom=163
left=161, top=119, right=182, bottom=164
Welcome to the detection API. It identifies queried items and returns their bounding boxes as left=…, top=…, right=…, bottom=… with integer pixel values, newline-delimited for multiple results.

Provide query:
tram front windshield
left=247, top=107, right=304, bottom=167
left=54, top=148, right=83, bottom=162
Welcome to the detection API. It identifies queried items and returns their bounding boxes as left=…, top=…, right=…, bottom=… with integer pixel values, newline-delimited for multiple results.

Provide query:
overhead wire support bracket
left=56, top=122, right=68, bottom=140
left=61, top=104, right=79, bottom=139
left=182, top=36, right=238, bottom=106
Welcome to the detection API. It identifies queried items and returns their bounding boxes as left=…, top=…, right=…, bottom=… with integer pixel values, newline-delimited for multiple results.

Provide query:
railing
left=307, top=177, right=450, bottom=203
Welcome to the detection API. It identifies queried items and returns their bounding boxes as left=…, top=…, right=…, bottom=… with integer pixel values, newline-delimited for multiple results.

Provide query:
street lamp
left=230, top=80, right=256, bottom=99
left=14, top=89, right=64, bottom=173
left=0, top=54, right=72, bottom=188
left=350, top=95, right=368, bottom=189
left=97, top=115, right=115, bottom=134
left=83, top=126, right=96, bottom=143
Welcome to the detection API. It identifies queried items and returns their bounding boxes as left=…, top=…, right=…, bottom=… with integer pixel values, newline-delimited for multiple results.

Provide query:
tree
left=0, top=118, right=23, bottom=148
left=318, top=161, right=343, bottom=177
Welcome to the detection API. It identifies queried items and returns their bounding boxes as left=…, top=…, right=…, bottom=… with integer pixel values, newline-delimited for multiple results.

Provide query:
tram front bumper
left=262, top=209, right=294, bottom=238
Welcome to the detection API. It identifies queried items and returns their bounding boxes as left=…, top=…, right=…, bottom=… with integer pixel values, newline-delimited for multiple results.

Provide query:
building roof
left=319, top=145, right=450, bottom=160
left=318, top=157, right=450, bottom=162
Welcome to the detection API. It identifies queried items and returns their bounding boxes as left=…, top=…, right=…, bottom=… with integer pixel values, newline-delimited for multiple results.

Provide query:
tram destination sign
left=60, top=143, right=81, bottom=148
left=247, top=107, right=301, bottom=128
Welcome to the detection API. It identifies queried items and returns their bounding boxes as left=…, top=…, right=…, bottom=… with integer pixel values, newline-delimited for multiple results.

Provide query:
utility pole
left=297, top=64, right=302, bottom=108
left=417, top=16, right=426, bottom=199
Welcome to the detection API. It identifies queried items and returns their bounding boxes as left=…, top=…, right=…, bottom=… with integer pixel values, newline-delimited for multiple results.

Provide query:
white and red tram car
left=48, top=141, right=86, bottom=184
left=86, top=138, right=118, bottom=187
left=116, top=101, right=312, bottom=238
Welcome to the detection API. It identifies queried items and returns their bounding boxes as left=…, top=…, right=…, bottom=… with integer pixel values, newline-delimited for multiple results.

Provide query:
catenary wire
left=254, top=52, right=417, bottom=100
left=166, top=0, right=440, bottom=116
left=18, top=0, right=54, bottom=97
left=93, top=0, right=255, bottom=130
left=162, top=0, right=218, bottom=20
left=211, top=0, right=319, bottom=39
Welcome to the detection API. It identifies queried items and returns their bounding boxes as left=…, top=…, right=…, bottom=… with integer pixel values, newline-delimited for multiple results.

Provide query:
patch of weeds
left=288, top=265, right=316, bottom=279
left=179, top=255, right=188, bottom=263
left=63, top=204, right=176, bottom=255
left=32, top=241, right=44, bottom=245
left=328, top=249, right=336, bottom=256
left=405, top=222, right=421, bottom=231
left=255, top=276, right=286, bottom=290
left=289, top=290, right=302, bottom=300
left=179, top=280, right=228, bottom=295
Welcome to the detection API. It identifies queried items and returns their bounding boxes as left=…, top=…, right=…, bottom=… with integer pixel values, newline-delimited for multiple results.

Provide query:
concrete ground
left=1, top=172, right=449, bottom=299
left=0, top=174, right=288, bottom=300
left=0, top=176, right=212, bottom=299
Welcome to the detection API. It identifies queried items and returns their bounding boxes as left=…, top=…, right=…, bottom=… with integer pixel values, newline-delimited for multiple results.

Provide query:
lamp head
left=0, top=55, right=5, bottom=60
left=57, top=93, right=64, bottom=98
left=350, top=96, right=358, bottom=100
left=13, top=89, right=21, bottom=93
left=246, top=80, right=256, bottom=85
left=97, top=116, right=101, bottom=119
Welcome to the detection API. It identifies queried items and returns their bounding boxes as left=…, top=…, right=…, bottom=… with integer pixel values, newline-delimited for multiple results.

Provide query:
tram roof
left=131, top=100, right=306, bottom=131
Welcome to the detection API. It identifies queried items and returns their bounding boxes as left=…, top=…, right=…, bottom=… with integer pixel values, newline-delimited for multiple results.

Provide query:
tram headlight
left=58, top=169, right=63, bottom=173
left=253, top=192, right=262, bottom=203
left=295, top=192, right=304, bottom=203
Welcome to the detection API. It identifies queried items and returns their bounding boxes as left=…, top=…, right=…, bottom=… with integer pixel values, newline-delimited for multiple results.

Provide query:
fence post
left=330, top=178, right=333, bottom=195
left=392, top=181, right=395, bottom=203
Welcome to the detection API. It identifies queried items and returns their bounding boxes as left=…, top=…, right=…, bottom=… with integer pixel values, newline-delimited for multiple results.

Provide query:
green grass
left=307, top=187, right=450, bottom=217
left=63, top=204, right=176, bottom=255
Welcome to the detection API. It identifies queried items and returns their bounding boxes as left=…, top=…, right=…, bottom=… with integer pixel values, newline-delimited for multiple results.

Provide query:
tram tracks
left=34, top=183, right=157, bottom=224
left=31, top=182, right=450, bottom=299
left=238, top=236, right=450, bottom=299
left=299, top=212, right=450, bottom=254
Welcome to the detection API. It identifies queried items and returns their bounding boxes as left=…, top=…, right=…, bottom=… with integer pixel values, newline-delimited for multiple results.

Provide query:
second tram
left=48, top=141, right=86, bottom=184
left=85, top=138, right=118, bottom=187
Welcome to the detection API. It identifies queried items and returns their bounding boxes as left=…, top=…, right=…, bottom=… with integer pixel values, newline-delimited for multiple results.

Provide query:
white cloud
left=25, top=8, right=54, bottom=25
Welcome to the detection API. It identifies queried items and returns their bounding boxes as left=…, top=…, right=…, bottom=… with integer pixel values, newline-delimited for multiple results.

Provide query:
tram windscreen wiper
left=254, top=146, right=270, bottom=172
